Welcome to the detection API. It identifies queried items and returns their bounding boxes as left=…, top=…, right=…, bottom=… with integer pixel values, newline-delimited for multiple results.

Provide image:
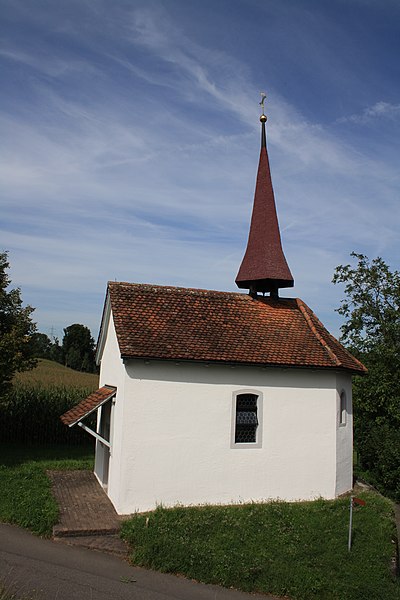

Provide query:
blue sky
left=1, top=0, right=399, bottom=341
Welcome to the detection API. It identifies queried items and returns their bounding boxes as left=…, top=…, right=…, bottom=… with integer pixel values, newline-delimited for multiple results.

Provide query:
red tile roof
left=60, top=386, right=117, bottom=427
left=236, top=121, right=294, bottom=293
left=105, top=282, right=366, bottom=374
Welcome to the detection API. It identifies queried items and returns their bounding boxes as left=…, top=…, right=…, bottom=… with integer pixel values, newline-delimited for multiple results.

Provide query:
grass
left=13, top=359, right=99, bottom=390
left=121, top=494, right=400, bottom=600
left=0, top=443, right=94, bottom=537
left=0, top=586, right=27, bottom=600
left=0, top=579, right=37, bottom=600
left=0, top=567, right=49, bottom=600
left=0, top=586, right=15, bottom=600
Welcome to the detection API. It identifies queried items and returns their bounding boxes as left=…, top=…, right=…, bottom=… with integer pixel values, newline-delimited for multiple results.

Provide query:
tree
left=333, top=252, right=400, bottom=499
left=333, top=252, right=400, bottom=424
left=29, top=332, right=53, bottom=359
left=49, top=336, right=63, bottom=364
left=62, top=324, right=96, bottom=373
left=0, top=251, right=37, bottom=391
left=333, top=252, right=400, bottom=355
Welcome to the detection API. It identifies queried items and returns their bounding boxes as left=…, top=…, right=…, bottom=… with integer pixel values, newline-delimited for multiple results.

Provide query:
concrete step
left=53, top=524, right=121, bottom=538
left=54, top=533, right=129, bottom=557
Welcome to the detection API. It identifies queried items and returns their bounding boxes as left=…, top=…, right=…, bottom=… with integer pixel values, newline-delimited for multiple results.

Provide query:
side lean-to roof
left=96, top=282, right=366, bottom=374
left=61, top=385, right=117, bottom=427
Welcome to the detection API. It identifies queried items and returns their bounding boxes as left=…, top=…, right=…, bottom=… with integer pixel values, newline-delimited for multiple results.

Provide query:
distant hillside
left=14, top=359, right=99, bottom=390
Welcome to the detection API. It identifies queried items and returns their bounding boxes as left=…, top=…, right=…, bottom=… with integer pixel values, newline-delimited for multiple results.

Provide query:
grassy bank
left=0, top=444, right=94, bottom=536
left=121, top=494, right=400, bottom=600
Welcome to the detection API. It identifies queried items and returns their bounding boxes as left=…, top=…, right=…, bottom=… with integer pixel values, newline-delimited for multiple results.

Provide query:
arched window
left=231, top=391, right=262, bottom=446
left=339, top=391, right=347, bottom=426
left=235, top=393, right=258, bottom=443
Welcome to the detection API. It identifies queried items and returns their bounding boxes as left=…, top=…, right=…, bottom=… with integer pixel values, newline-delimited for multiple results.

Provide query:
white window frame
left=231, top=389, right=263, bottom=449
left=339, top=390, right=347, bottom=426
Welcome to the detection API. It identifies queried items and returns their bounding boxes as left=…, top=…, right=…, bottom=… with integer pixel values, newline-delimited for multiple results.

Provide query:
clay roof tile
left=103, top=282, right=366, bottom=374
left=60, top=385, right=117, bottom=427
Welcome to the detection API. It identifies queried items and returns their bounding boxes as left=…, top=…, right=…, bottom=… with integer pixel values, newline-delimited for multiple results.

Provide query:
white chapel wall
left=335, top=372, right=353, bottom=496
left=113, top=360, right=340, bottom=514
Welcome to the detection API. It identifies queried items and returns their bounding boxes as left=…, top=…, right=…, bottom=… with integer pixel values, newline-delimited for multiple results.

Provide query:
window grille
left=235, top=393, right=258, bottom=443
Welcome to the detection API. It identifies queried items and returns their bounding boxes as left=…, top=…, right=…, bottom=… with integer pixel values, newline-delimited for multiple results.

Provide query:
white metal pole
left=348, top=496, right=353, bottom=552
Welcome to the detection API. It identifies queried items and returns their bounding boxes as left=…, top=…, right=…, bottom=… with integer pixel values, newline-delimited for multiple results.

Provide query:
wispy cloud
left=0, top=49, right=94, bottom=80
left=125, top=7, right=258, bottom=123
left=337, top=101, right=400, bottom=124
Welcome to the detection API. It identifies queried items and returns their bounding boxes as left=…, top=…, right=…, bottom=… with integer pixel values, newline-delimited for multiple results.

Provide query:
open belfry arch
left=61, top=95, right=365, bottom=515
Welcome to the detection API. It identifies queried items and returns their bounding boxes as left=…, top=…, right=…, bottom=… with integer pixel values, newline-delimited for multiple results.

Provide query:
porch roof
left=60, top=385, right=117, bottom=427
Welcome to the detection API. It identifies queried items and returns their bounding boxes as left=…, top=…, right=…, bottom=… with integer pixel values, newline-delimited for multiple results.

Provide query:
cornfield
left=0, top=384, right=96, bottom=445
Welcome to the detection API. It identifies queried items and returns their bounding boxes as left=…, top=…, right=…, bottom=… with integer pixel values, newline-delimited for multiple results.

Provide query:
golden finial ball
left=260, top=114, right=267, bottom=123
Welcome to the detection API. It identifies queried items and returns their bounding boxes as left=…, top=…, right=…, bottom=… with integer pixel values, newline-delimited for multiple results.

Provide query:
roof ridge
left=108, top=281, right=300, bottom=303
left=295, top=298, right=341, bottom=367
left=108, top=282, right=253, bottom=299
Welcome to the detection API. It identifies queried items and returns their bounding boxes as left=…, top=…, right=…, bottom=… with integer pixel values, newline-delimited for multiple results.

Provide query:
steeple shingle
left=235, top=114, right=294, bottom=297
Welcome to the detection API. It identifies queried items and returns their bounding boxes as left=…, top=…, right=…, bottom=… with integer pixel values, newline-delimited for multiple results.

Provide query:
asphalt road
left=0, top=524, right=280, bottom=600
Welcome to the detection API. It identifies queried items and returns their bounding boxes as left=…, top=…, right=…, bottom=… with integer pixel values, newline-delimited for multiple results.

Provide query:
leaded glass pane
left=235, top=393, right=258, bottom=443
left=236, top=394, right=257, bottom=410
left=235, top=425, right=257, bottom=443
left=236, top=411, right=258, bottom=425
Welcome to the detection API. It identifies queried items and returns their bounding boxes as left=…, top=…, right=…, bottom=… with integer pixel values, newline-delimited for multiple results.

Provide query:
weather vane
left=259, top=92, right=267, bottom=123
left=259, top=92, right=267, bottom=115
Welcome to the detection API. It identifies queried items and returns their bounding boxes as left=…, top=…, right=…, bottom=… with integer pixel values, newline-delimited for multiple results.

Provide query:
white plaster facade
left=95, top=311, right=353, bottom=515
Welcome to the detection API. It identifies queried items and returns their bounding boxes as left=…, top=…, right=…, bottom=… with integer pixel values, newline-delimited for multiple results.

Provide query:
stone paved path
left=48, top=470, right=129, bottom=556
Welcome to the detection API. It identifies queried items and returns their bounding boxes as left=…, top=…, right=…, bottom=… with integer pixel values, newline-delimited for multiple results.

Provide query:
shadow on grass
left=0, top=442, right=95, bottom=468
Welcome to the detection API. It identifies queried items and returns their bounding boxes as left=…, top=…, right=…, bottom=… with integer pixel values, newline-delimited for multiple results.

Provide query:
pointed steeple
left=235, top=97, right=294, bottom=298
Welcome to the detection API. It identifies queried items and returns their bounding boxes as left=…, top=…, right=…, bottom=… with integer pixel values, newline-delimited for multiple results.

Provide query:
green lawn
left=121, top=494, right=400, bottom=600
left=0, top=444, right=94, bottom=536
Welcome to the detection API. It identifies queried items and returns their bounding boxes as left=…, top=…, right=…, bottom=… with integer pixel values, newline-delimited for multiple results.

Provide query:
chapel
left=61, top=101, right=365, bottom=514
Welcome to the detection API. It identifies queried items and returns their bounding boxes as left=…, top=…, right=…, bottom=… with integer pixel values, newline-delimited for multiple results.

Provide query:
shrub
left=356, top=421, right=400, bottom=501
